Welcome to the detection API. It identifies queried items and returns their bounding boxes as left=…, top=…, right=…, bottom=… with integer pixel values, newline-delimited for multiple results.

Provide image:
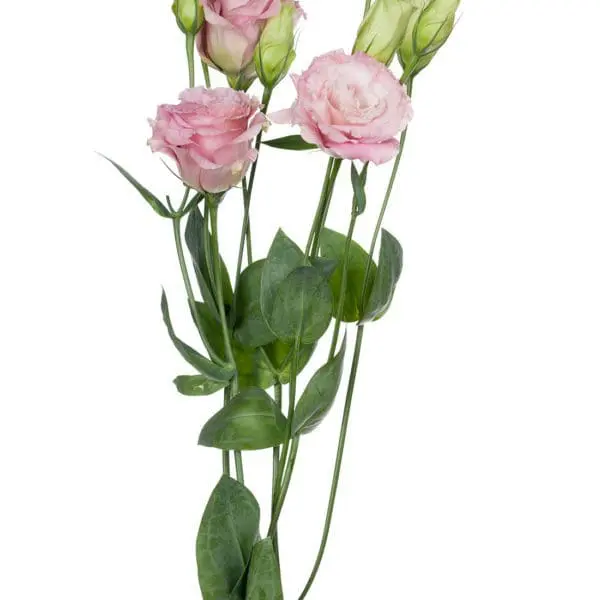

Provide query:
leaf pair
left=197, top=476, right=283, bottom=600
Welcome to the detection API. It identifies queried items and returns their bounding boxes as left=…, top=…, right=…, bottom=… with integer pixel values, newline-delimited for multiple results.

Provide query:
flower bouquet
left=105, top=0, right=460, bottom=597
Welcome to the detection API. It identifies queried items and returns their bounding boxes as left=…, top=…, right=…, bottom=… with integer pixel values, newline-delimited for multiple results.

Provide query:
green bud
left=353, top=0, right=417, bottom=66
left=254, top=3, right=299, bottom=89
left=399, top=0, right=459, bottom=77
left=172, top=0, right=203, bottom=36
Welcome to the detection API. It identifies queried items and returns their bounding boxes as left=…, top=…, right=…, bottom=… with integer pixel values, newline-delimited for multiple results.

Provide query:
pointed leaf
left=270, top=266, right=333, bottom=344
left=320, top=228, right=377, bottom=323
left=350, top=163, right=367, bottom=215
left=101, top=155, right=172, bottom=218
left=161, top=291, right=235, bottom=383
left=361, top=229, right=403, bottom=323
left=185, top=208, right=233, bottom=316
left=246, top=538, right=284, bottom=600
left=261, top=229, right=304, bottom=327
left=264, top=339, right=315, bottom=385
left=199, top=388, right=287, bottom=450
left=292, top=335, right=347, bottom=436
left=196, top=476, right=260, bottom=600
left=234, top=260, right=277, bottom=348
left=263, top=135, right=318, bottom=151
left=173, top=375, right=227, bottom=396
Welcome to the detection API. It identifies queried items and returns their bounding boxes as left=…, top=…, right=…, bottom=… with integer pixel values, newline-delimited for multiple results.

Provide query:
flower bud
left=172, top=0, right=203, bottom=36
left=254, top=2, right=303, bottom=88
left=353, top=0, right=416, bottom=66
left=399, top=0, right=459, bottom=76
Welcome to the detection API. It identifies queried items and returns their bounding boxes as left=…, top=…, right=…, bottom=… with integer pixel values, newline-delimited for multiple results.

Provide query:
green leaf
left=350, top=162, right=367, bottom=215
left=246, top=538, right=284, bottom=600
left=263, top=339, right=315, bottom=385
left=191, top=302, right=225, bottom=364
left=185, top=208, right=233, bottom=317
left=270, top=266, right=333, bottom=344
left=196, top=476, right=260, bottom=600
left=173, top=375, right=227, bottom=396
left=361, top=229, right=403, bottom=323
left=101, top=155, right=172, bottom=218
left=292, top=335, right=347, bottom=436
left=319, top=228, right=377, bottom=323
left=234, top=260, right=277, bottom=348
left=199, top=388, right=287, bottom=450
left=263, top=135, right=318, bottom=151
left=261, top=229, right=305, bottom=327
left=161, top=291, right=235, bottom=383
left=311, top=257, right=338, bottom=281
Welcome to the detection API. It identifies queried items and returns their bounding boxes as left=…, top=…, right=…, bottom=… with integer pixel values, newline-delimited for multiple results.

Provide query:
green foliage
left=199, top=388, right=287, bottom=450
left=101, top=155, right=172, bottom=218
left=185, top=208, right=233, bottom=318
left=361, top=229, right=404, bottom=323
left=161, top=291, right=235, bottom=383
left=246, top=538, right=284, bottom=600
left=319, top=228, right=377, bottom=323
left=263, top=135, right=318, bottom=151
left=173, top=375, right=228, bottom=396
left=270, top=266, right=333, bottom=344
left=292, top=335, right=347, bottom=436
left=350, top=163, right=367, bottom=215
left=196, top=476, right=259, bottom=600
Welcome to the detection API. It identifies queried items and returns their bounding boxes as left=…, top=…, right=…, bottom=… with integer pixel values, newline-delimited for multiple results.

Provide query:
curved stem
left=208, top=202, right=244, bottom=483
left=310, top=159, right=343, bottom=257
left=298, top=326, right=365, bottom=600
left=202, top=62, right=211, bottom=88
left=185, top=33, right=195, bottom=88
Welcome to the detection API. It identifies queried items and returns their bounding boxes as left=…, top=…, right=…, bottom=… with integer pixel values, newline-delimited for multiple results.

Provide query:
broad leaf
left=196, top=476, right=259, bottom=600
left=350, top=163, right=367, bottom=215
left=199, top=388, right=287, bottom=450
left=246, top=538, right=284, bottom=600
left=361, top=229, right=403, bottom=323
left=320, top=228, right=377, bottom=323
left=234, top=260, right=277, bottom=348
left=270, top=266, right=333, bottom=344
left=292, top=335, right=347, bottom=436
left=173, top=375, right=227, bottom=396
left=263, top=135, right=318, bottom=151
left=101, top=155, right=172, bottom=218
left=261, top=229, right=304, bottom=327
left=311, top=257, right=338, bottom=281
left=264, top=339, right=315, bottom=385
left=185, top=208, right=233, bottom=317
left=161, top=291, right=235, bottom=383
left=191, top=302, right=225, bottom=364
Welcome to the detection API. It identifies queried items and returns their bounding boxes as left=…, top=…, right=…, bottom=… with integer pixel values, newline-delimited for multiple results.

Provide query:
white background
left=1, top=0, right=600, bottom=598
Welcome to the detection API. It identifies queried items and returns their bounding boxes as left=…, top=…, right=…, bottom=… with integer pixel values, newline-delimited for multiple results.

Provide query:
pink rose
left=148, top=87, right=266, bottom=193
left=198, top=0, right=282, bottom=77
left=271, top=50, right=413, bottom=165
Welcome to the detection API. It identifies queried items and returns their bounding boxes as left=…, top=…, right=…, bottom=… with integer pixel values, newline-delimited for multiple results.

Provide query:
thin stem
left=202, top=62, right=211, bottom=88
left=298, top=326, right=365, bottom=600
left=310, top=159, right=343, bottom=257
left=222, top=388, right=231, bottom=476
left=305, top=158, right=335, bottom=257
left=269, top=437, right=299, bottom=536
left=272, top=381, right=283, bottom=557
left=185, top=33, right=195, bottom=88
left=329, top=213, right=358, bottom=360
left=208, top=202, right=244, bottom=483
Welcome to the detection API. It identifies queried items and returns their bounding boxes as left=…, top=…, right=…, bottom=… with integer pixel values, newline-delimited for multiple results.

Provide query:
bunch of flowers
left=105, top=0, right=460, bottom=597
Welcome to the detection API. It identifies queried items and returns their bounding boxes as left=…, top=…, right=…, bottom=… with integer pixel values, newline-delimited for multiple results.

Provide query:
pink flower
left=271, top=50, right=413, bottom=165
left=198, top=0, right=282, bottom=77
left=148, top=87, right=266, bottom=193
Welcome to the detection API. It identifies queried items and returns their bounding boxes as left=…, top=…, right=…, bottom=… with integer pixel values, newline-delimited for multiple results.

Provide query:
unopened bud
left=172, top=0, right=203, bottom=36
left=254, top=2, right=303, bottom=88
left=353, top=0, right=416, bottom=66
left=399, top=0, right=459, bottom=77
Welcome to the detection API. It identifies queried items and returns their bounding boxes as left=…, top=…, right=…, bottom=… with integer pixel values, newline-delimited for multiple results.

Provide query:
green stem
left=272, top=381, right=283, bottom=557
left=269, top=437, right=299, bottom=536
left=185, top=33, right=195, bottom=88
left=329, top=212, right=358, bottom=360
left=301, top=81, right=415, bottom=599
left=363, top=0, right=372, bottom=18
left=222, top=388, right=231, bottom=476
left=310, top=159, right=343, bottom=257
left=202, top=62, right=211, bottom=88
left=208, top=202, right=244, bottom=483
left=298, top=326, right=365, bottom=600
